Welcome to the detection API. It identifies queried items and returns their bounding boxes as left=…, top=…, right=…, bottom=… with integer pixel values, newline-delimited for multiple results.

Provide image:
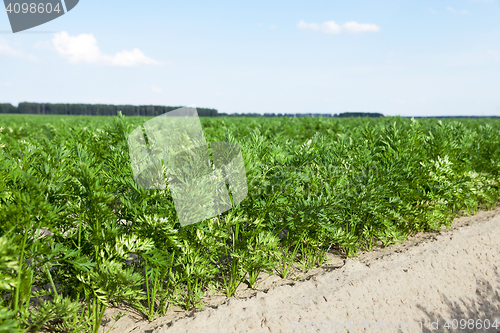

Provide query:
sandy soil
left=102, top=208, right=500, bottom=333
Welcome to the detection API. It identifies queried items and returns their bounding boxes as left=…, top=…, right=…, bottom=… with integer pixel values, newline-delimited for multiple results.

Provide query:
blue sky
left=1, top=0, right=499, bottom=116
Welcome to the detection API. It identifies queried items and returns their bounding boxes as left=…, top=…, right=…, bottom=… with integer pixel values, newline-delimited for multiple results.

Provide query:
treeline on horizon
left=0, top=103, right=219, bottom=117
left=0, top=103, right=497, bottom=118
left=220, top=112, right=385, bottom=118
left=0, top=103, right=386, bottom=118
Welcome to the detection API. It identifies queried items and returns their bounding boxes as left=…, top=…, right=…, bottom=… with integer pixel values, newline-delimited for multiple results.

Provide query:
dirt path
left=103, top=208, right=500, bottom=333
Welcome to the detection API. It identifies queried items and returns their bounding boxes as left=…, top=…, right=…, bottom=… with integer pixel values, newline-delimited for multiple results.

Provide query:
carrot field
left=1, top=114, right=500, bottom=332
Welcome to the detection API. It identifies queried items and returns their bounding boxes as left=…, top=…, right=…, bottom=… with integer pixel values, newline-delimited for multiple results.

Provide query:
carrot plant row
left=1, top=114, right=499, bottom=332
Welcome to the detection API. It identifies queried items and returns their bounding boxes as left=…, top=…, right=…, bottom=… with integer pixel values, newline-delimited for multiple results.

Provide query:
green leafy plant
left=1, top=113, right=500, bottom=332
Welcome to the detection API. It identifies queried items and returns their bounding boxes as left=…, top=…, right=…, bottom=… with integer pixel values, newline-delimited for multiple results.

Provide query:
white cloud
left=270, top=25, right=277, bottom=29
left=298, top=20, right=339, bottom=34
left=297, top=20, right=380, bottom=34
left=298, top=20, right=321, bottom=31
left=343, top=21, right=381, bottom=33
left=151, top=86, right=162, bottom=93
left=460, top=9, right=469, bottom=14
left=111, top=48, right=160, bottom=67
left=52, top=32, right=100, bottom=63
left=0, top=37, right=37, bottom=61
left=321, top=21, right=342, bottom=34
left=52, top=31, right=161, bottom=67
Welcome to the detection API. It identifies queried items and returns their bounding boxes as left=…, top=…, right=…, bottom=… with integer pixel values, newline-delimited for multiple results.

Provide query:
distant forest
left=0, top=103, right=219, bottom=117
left=0, top=103, right=388, bottom=118
left=1, top=103, right=497, bottom=118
